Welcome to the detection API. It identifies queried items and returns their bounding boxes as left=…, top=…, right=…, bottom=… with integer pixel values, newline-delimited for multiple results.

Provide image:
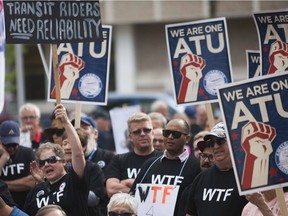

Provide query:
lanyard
left=87, top=148, right=97, bottom=161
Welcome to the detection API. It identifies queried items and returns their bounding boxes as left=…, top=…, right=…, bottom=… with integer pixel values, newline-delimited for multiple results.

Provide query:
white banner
left=135, top=183, right=179, bottom=216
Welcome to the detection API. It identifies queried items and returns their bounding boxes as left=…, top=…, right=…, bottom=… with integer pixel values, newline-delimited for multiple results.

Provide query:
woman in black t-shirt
left=24, top=104, right=89, bottom=216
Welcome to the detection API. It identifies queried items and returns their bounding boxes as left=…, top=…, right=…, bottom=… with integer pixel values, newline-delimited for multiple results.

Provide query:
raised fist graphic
left=268, top=40, right=288, bottom=74
left=51, top=53, right=85, bottom=99
left=178, top=53, right=206, bottom=103
left=241, top=121, right=276, bottom=189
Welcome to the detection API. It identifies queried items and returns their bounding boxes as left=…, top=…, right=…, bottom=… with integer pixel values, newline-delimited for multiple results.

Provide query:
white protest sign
left=135, top=183, right=179, bottom=216
left=109, top=105, right=140, bottom=154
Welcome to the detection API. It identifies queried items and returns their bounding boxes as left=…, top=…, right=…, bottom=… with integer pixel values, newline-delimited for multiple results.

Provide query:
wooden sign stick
left=205, top=103, right=215, bottom=130
left=275, top=187, right=288, bottom=216
left=51, top=44, right=61, bottom=105
left=74, top=103, right=82, bottom=128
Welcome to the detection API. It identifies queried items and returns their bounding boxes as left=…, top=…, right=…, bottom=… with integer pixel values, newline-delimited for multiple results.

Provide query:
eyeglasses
left=162, top=129, right=187, bottom=139
left=52, top=130, right=64, bottom=137
left=108, top=212, right=135, bottom=216
left=153, top=138, right=164, bottom=143
left=38, top=156, right=62, bottom=168
left=131, top=128, right=152, bottom=136
left=199, top=153, right=214, bottom=161
left=21, top=116, right=37, bottom=121
left=207, top=138, right=226, bottom=147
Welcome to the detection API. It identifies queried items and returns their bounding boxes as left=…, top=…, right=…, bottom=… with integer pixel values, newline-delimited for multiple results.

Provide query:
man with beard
left=72, top=116, right=114, bottom=175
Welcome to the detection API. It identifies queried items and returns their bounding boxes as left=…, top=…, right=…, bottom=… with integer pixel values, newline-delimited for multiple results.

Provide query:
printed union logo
left=36, top=190, right=44, bottom=198
left=275, top=140, right=288, bottom=175
left=203, top=70, right=228, bottom=96
left=78, top=73, right=102, bottom=98
left=97, top=160, right=105, bottom=168
left=59, top=182, right=66, bottom=191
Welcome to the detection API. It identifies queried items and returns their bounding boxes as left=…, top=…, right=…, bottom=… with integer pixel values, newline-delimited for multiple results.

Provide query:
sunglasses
left=207, top=138, right=226, bottom=147
left=52, top=130, right=64, bottom=137
left=199, top=153, right=214, bottom=161
left=38, top=156, right=62, bottom=168
left=162, top=129, right=187, bottom=139
left=108, top=212, right=134, bottom=216
left=131, top=128, right=152, bottom=136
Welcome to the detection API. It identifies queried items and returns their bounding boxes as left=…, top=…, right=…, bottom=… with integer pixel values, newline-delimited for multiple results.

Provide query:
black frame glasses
left=207, top=138, right=226, bottom=147
left=108, top=212, right=135, bottom=216
left=131, top=128, right=152, bottom=136
left=162, top=129, right=187, bottom=139
left=38, top=156, right=62, bottom=168
left=199, top=153, right=214, bottom=161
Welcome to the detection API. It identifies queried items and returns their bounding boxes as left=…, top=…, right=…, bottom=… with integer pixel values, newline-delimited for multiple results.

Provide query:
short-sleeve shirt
left=186, top=165, right=247, bottom=216
left=24, top=168, right=89, bottom=216
left=0, top=145, right=35, bottom=209
left=86, top=147, right=114, bottom=176
left=130, top=155, right=200, bottom=216
left=83, top=161, right=105, bottom=216
left=105, top=150, right=162, bottom=180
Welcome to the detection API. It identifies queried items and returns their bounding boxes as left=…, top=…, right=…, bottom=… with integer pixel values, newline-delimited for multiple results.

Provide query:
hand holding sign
left=268, top=40, right=288, bottom=74
left=178, top=53, right=206, bottom=103
left=241, top=121, right=276, bottom=189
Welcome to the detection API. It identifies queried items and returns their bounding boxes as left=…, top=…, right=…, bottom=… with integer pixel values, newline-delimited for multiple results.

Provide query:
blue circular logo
left=275, top=141, right=288, bottom=175
left=78, top=73, right=102, bottom=98
left=203, top=70, right=228, bottom=96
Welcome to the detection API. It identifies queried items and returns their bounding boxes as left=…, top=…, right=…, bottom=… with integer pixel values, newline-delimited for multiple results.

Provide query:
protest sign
left=253, top=10, right=288, bottom=75
left=166, top=17, right=233, bottom=106
left=246, top=50, right=261, bottom=79
left=0, top=0, right=5, bottom=113
left=135, top=183, right=179, bottom=216
left=48, top=25, right=112, bottom=105
left=4, top=0, right=102, bottom=44
left=109, top=105, right=141, bottom=154
left=218, top=72, right=288, bottom=195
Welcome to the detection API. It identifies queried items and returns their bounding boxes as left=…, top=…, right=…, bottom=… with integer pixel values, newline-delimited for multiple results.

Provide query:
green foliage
left=5, top=44, right=16, bottom=94
left=5, top=44, right=27, bottom=94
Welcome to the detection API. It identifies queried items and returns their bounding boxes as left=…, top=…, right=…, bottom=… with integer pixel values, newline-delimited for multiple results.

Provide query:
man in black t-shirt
left=130, top=118, right=201, bottom=216
left=185, top=122, right=247, bottom=216
left=105, top=112, right=162, bottom=197
left=0, top=120, right=35, bottom=210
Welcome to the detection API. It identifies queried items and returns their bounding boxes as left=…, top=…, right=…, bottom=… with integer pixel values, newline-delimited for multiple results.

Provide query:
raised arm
left=54, top=104, right=86, bottom=178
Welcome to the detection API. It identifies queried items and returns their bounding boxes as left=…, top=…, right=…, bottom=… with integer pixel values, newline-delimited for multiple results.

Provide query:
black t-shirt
left=24, top=168, right=89, bottom=216
left=185, top=165, right=248, bottom=216
left=105, top=150, right=162, bottom=180
left=0, top=145, right=35, bottom=209
left=86, top=148, right=114, bottom=176
left=84, top=161, right=105, bottom=216
left=130, top=155, right=200, bottom=216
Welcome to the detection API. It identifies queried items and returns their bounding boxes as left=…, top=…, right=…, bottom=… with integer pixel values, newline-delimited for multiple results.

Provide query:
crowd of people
left=0, top=101, right=287, bottom=216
